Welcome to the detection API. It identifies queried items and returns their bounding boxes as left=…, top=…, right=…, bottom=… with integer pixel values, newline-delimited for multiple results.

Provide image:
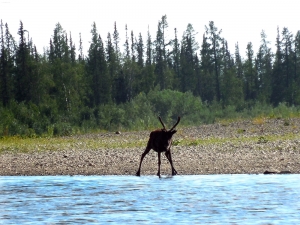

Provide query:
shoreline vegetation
left=1, top=17, right=300, bottom=139
left=1, top=118, right=300, bottom=176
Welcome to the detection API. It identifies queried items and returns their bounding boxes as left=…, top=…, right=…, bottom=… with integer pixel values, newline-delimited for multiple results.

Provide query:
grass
left=252, top=116, right=266, bottom=125
left=0, top=135, right=148, bottom=154
left=1, top=128, right=299, bottom=154
left=174, top=132, right=299, bottom=147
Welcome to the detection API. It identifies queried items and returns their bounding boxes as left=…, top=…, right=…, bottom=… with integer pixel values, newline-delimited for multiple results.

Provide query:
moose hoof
left=172, top=170, right=178, bottom=176
left=136, top=171, right=141, bottom=176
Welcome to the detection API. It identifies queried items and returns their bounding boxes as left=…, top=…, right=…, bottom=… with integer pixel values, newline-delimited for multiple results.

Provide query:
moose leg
left=157, top=152, right=161, bottom=178
left=165, top=150, right=177, bottom=176
left=136, top=147, right=151, bottom=176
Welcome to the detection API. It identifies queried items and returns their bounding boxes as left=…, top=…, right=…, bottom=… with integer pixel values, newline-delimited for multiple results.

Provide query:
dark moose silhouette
left=136, top=116, right=180, bottom=177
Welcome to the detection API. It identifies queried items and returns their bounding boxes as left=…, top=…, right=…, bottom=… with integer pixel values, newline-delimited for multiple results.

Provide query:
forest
left=1, top=15, right=300, bottom=137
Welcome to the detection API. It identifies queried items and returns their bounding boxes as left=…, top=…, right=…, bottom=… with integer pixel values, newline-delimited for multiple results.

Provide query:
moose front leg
left=136, top=147, right=151, bottom=176
left=165, top=151, right=177, bottom=176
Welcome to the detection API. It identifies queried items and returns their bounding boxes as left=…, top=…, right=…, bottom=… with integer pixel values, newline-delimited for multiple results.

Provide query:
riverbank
left=1, top=118, right=300, bottom=176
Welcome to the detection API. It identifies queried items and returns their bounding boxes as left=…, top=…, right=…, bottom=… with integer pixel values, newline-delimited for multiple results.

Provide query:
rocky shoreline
left=1, top=118, right=300, bottom=176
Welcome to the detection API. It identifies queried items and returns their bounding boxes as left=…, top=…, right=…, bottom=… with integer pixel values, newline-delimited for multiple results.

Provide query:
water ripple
left=0, top=175, right=300, bottom=224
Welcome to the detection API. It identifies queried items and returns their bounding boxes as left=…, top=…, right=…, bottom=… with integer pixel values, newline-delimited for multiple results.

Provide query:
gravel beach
left=1, top=118, right=300, bottom=176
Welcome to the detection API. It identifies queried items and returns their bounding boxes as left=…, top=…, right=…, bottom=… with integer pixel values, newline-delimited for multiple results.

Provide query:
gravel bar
left=1, top=118, right=300, bottom=176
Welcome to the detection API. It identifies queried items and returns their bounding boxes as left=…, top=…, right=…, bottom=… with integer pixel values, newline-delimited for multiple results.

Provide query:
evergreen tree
left=194, top=53, right=202, bottom=97
left=135, top=32, right=145, bottom=93
left=182, top=23, right=199, bottom=53
left=146, top=27, right=152, bottom=66
left=124, top=24, right=130, bottom=59
left=154, top=15, right=171, bottom=89
left=205, top=21, right=223, bottom=101
left=281, top=27, right=294, bottom=103
left=87, top=22, right=110, bottom=106
left=220, top=40, right=243, bottom=106
left=52, top=23, right=66, bottom=60
left=107, top=31, right=122, bottom=103
left=172, top=28, right=181, bottom=90
left=136, top=33, right=144, bottom=68
left=234, top=42, right=243, bottom=79
left=49, top=38, right=54, bottom=63
left=113, top=21, right=120, bottom=60
left=200, top=33, right=215, bottom=102
left=255, top=30, right=273, bottom=103
left=130, top=30, right=136, bottom=62
left=244, top=42, right=257, bottom=100
left=271, top=27, right=285, bottom=105
left=143, top=27, right=155, bottom=93
left=180, top=23, right=199, bottom=93
left=0, top=20, right=14, bottom=106
left=49, top=23, right=82, bottom=113
left=69, top=32, right=76, bottom=64
left=78, top=33, right=84, bottom=62
left=63, top=33, right=70, bottom=63
left=15, top=21, right=33, bottom=102
left=180, top=35, right=194, bottom=92
left=293, top=31, right=300, bottom=104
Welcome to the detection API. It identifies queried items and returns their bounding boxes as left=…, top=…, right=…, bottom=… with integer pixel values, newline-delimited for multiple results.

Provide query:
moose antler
left=169, top=117, right=181, bottom=131
left=158, top=116, right=166, bottom=130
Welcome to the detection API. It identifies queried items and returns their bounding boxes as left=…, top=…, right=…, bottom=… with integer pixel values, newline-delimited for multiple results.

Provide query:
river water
left=0, top=175, right=300, bottom=224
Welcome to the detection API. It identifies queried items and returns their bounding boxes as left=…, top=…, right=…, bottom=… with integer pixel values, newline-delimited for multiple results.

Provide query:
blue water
left=0, top=175, right=300, bottom=224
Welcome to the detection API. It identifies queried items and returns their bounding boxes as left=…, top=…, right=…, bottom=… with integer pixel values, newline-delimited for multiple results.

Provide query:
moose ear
left=171, top=130, right=177, bottom=135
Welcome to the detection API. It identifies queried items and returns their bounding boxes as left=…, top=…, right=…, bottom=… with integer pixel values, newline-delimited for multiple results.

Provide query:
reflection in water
left=0, top=175, right=300, bottom=224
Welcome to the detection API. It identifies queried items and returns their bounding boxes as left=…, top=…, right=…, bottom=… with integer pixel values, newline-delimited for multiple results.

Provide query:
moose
left=136, top=116, right=180, bottom=177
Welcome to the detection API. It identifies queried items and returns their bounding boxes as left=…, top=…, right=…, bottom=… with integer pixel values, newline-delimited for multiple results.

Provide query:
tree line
left=1, top=15, right=300, bottom=136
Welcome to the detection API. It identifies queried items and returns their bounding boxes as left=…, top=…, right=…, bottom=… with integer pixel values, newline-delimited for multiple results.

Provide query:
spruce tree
left=107, top=32, right=122, bottom=103
left=281, top=27, right=294, bottom=104
left=146, top=27, right=152, bottom=66
left=143, top=27, right=155, bottom=93
left=113, top=22, right=120, bottom=60
left=52, top=23, right=66, bottom=60
left=200, top=33, right=215, bottom=102
left=293, top=31, right=300, bottom=104
left=69, top=32, right=76, bottom=64
left=0, top=20, right=14, bottom=106
left=124, top=24, right=130, bottom=59
left=172, top=28, right=181, bottom=90
left=87, top=22, right=110, bottom=106
left=244, top=42, right=257, bottom=101
left=271, top=27, right=285, bottom=105
left=180, top=23, right=199, bottom=93
left=220, top=40, right=243, bottom=106
left=154, top=15, right=170, bottom=89
left=15, top=21, right=31, bottom=102
left=136, top=33, right=144, bottom=68
left=205, top=21, right=223, bottom=101
left=255, top=30, right=273, bottom=103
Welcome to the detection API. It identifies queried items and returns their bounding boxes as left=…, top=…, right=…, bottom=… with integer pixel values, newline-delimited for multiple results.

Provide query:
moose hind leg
left=157, top=152, right=161, bottom=178
left=136, top=147, right=151, bottom=176
left=165, top=151, right=177, bottom=176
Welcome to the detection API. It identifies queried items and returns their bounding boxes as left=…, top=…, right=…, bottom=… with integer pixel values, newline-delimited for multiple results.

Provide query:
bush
left=2, top=90, right=300, bottom=137
left=147, top=89, right=205, bottom=126
left=123, top=93, right=157, bottom=130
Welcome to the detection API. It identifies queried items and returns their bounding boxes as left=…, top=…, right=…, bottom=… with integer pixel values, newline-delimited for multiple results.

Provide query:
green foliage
left=147, top=89, right=204, bottom=125
left=97, top=103, right=126, bottom=131
left=2, top=18, right=300, bottom=137
left=257, top=136, right=268, bottom=144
